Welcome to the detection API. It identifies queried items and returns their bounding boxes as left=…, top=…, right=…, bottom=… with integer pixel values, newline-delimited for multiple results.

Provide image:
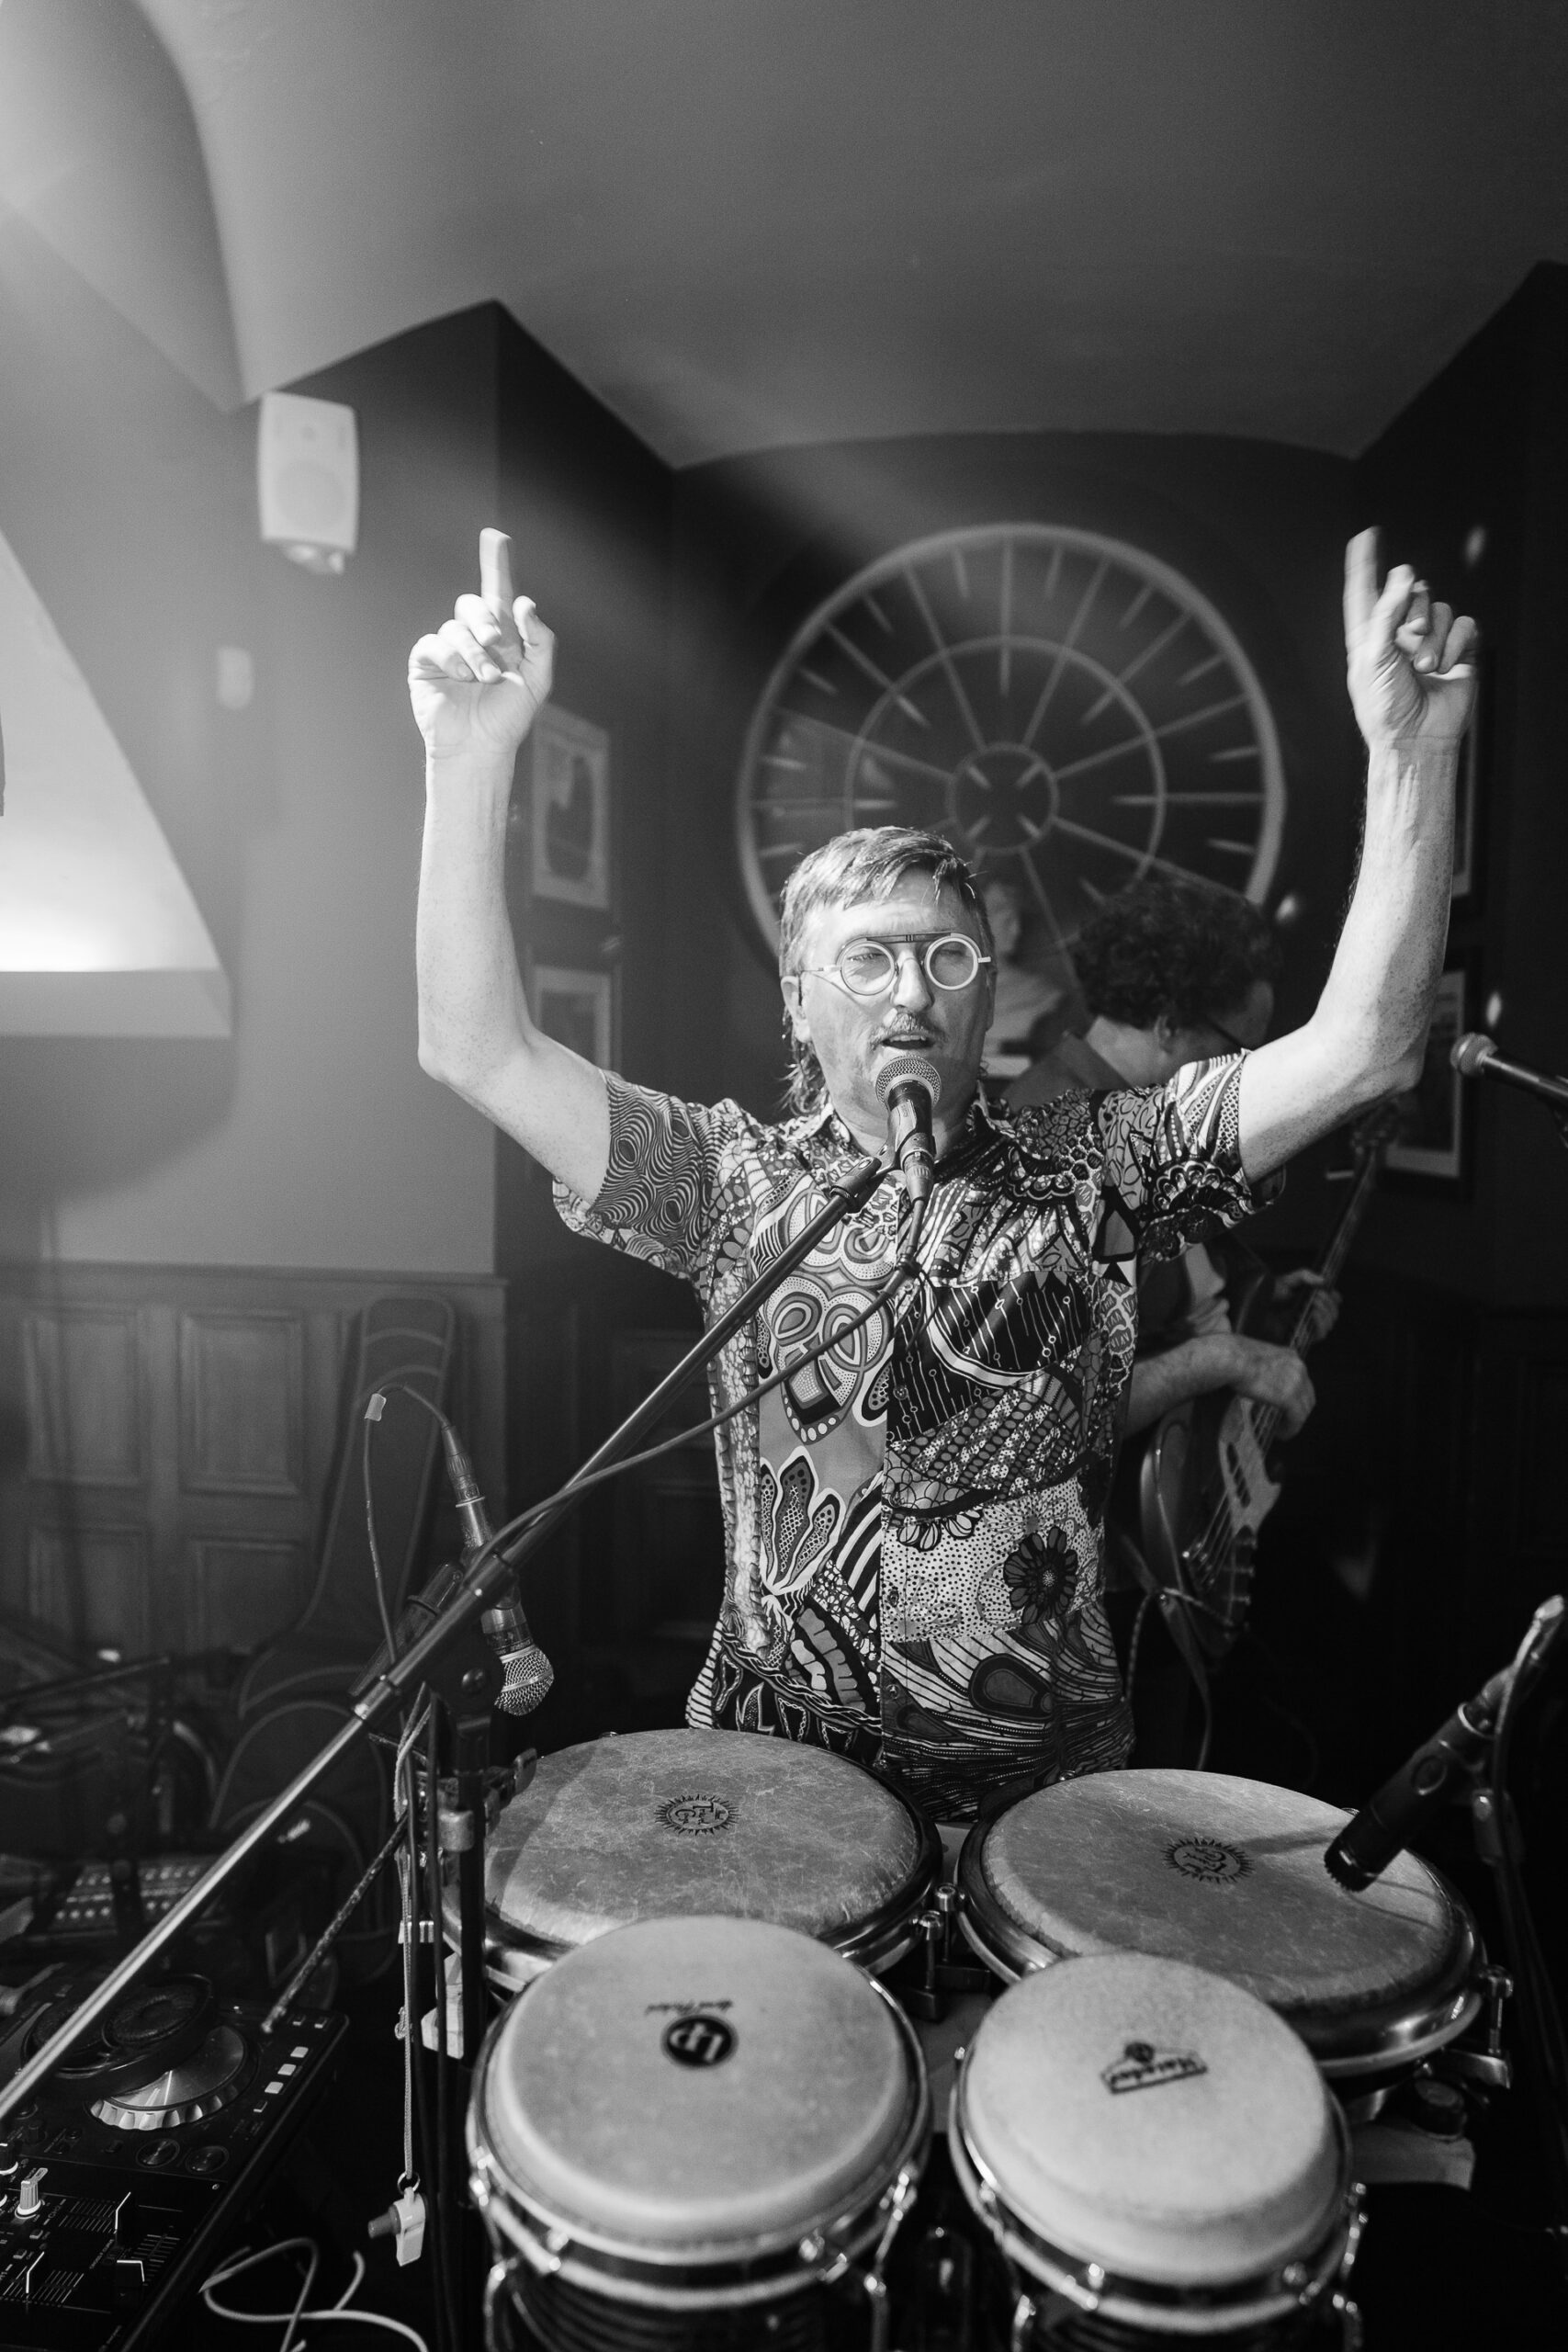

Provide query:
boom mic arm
left=1452, top=1031, right=1568, bottom=1112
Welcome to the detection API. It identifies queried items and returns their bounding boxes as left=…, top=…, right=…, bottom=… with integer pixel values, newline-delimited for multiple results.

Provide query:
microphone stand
left=0, top=1146, right=894, bottom=2129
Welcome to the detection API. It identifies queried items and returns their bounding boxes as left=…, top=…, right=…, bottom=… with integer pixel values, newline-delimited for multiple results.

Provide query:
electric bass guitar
left=1129, top=1108, right=1395, bottom=1663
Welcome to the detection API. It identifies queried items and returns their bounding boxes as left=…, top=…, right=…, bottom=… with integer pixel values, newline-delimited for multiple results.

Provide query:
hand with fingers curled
left=1343, top=526, right=1478, bottom=753
left=409, top=527, right=556, bottom=762
left=1269, top=1266, right=1340, bottom=1349
left=1224, top=1336, right=1316, bottom=1440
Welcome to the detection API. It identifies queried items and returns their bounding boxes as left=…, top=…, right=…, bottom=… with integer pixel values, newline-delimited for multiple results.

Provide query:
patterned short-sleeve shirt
left=556, top=1058, right=1259, bottom=1818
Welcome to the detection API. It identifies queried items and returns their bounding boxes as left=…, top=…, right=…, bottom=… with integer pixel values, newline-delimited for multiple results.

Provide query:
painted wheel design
left=737, top=524, right=1285, bottom=959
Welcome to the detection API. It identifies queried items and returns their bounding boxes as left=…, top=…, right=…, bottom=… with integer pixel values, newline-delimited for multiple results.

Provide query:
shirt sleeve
left=1096, top=1054, right=1277, bottom=1264
left=553, top=1071, right=747, bottom=1288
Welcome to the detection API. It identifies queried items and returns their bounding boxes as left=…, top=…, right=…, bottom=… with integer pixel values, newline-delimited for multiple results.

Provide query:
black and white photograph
left=1, top=9, right=1565, bottom=2350
left=1384, top=961, right=1471, bottom=1188
left=528, top=706, right=611, bottom=910
left=531, top=962, right=614, bottom=1071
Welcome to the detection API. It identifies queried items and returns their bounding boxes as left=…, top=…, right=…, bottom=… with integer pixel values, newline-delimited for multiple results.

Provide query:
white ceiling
left=7, top=0, right=1568, bottom=465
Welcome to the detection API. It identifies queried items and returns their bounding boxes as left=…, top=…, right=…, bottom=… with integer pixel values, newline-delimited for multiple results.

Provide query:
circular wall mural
left=736, top=523, right=1285, bottom=961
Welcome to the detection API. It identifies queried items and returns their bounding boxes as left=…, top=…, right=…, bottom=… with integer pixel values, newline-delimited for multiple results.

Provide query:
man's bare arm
left=1236, top=531, right=1478, bottom=1181
left=411, top=531, right=611, bottom=1202
left=1125, top=1335, right=1315, bottom=1440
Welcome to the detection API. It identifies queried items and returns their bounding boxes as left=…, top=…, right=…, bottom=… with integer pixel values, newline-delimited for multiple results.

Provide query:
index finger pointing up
left=479, top=527, right=514, bottom=612
left=1343, top=526, right=1381, bottom=642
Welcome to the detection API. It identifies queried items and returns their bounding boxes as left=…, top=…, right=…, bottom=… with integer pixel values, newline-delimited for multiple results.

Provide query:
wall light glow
left=0, top=523, right=231, bottom=1035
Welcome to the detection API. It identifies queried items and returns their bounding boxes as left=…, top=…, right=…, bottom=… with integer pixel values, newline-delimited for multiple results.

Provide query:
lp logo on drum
left=662, top=2013, right=738, bottom=2068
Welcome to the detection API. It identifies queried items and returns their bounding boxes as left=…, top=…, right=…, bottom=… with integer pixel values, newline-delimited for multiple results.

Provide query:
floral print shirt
left=556, top=1057, right=1259, bottom=1818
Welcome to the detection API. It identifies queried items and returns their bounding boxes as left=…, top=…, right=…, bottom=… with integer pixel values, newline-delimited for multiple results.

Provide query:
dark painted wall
left=1352, top=262, right=1568, bottom=1309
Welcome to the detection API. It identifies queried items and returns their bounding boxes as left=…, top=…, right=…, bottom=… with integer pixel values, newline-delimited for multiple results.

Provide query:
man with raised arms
left=410, top=530, right=1473, bottom=1818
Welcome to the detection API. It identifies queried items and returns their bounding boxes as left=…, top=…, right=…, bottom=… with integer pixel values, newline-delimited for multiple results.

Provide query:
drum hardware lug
left=1437, top=1964, right=1513, bottom=2090
left=437, top=1805, right=475, bottom=1853
left=481, top=2256, right=521, bottom=2340
left=798, top=2230, right=829, bottom=2265
left=539, top=2224, right=569, bottom=2273
left=1281, top=2260, right=1308, bottom=2290
left=1009, top=2289, right=1040, bottom=2350
left=1331, top=2288, right=1364, bottom=2349
left=861, top=2265, right=893, bottom=2352
left=1080, top=2261, right=1105, bottom=2297
left=897, top=1907, right=950, bottom=2022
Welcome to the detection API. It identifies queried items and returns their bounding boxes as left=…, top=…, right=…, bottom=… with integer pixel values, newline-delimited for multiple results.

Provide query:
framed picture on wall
left=533, top=964, right=615, bottom=1070
left=1457, top=691, right=1476, bottom=903
left=530, top=707, right=611, bottom=909
left=1383, top=958, right=1472, bottom=1191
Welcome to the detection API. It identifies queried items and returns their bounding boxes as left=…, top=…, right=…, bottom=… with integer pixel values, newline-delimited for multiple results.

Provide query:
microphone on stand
left=1452, top=1031, right=1568, bottom=1112
left=874, top=1054, right=943, bottom=1204
left=1323, top=1664, right=1509, bottom=1891
left=439, top=1421, right=555, bottom=1718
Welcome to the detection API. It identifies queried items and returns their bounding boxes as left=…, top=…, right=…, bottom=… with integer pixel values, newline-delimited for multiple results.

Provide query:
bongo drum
left=950, top=1952, right=1362, bottom=2348
left=957, top=1770, right=1480, bottom=2086
left=477, top=1729, right=939, bottom=1993
left=468, top=1914, right=931, bottom=2351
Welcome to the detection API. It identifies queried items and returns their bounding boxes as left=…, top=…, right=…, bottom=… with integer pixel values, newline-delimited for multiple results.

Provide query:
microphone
left=1323, top=1663, right=1509, bottom=1891
left=874, top=1054, right=942, bottom=1204
left=439, top=1421, right=555, bottom=1718
left=1452, top=1032, right=1568, bottom=1112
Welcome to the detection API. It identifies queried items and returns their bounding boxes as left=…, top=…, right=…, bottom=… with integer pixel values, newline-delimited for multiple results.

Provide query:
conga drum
left=957, top=1770, right=1481, bottom=2092
left=468, top=1914, right=931, bottom=2351
left=476, top=1729, right=940, bottom=1993
left=949, top=1952, right=1362, bottom=2348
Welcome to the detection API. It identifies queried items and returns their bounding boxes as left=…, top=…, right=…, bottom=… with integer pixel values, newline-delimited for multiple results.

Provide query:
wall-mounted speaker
left=257, top=391, right=359, bottom=576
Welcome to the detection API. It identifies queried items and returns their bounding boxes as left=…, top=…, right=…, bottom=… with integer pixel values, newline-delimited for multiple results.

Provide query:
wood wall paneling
left=0, top=1265, right=506, bottom=1667
left=28, top=1521, right=151, bottom=1655
left=23, top=1308, right=142, bottom=1486
left=185, top=1536, right=310, bottom=1654
left=179, top=1311, right=305, bottom=1497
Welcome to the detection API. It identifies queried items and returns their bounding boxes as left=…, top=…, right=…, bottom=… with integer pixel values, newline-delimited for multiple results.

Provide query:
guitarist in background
left=1010, top=876, right=1338, bottom=1761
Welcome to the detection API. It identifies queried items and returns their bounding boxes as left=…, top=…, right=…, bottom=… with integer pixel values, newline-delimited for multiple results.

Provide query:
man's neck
left=831, top=1083, right=979, bottom=1160
left=1080, top=1016, right=1171, bottom=1087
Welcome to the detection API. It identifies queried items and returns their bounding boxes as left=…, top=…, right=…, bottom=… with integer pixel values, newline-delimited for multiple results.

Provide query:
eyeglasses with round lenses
left=799, top=933, right=993, bottom=1000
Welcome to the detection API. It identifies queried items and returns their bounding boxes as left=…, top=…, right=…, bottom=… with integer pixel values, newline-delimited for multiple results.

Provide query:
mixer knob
left=15, top=2165, right=47, bottom=2222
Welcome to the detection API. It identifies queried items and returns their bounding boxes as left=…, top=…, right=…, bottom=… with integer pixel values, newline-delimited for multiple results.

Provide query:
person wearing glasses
left=410, top=529, right=1474, bottom=1821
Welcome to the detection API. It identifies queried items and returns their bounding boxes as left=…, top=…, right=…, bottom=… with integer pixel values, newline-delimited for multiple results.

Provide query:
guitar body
left=1137, top=1383, right=1282, bottom=1663
left=1122, top=1111, right=1394, bottom=1666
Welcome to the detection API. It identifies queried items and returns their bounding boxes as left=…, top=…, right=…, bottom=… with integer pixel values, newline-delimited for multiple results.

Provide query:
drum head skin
left=477, top=1917, right=918, bottom=2254
left=957, top=1953, right=1343, bottom=2289
left=963, top=1770, right=1476, bottom=2067
left=486, top=1729, right=927, bottom=1956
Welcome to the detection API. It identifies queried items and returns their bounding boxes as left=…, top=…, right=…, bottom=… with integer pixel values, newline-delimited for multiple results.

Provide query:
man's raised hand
left=1343, top=526, right=1477, bottom=753
left=408, top=528, right=555, bottom=760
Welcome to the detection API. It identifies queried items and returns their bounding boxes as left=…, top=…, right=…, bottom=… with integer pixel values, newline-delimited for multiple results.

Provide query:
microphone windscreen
left=1451, top=1031, right=1496, bottom=1079
left=874, top=1053, right=943, bottom=1109
left=495, top=1644, right=555, bottom=1716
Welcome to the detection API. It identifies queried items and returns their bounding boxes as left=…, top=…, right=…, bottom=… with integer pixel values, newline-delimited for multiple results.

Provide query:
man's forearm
left=1313, top=734, right=1458, bottom=1097
left=1125, top=1335, right=1238, bottom=1436
left=1236, top=736, right=1457, bottom=1177
left=416, top=747, right=533, bottom=1096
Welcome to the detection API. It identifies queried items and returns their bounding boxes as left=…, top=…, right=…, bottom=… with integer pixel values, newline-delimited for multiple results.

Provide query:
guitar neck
left=1251, top=1138, right=1387, bottom=1454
